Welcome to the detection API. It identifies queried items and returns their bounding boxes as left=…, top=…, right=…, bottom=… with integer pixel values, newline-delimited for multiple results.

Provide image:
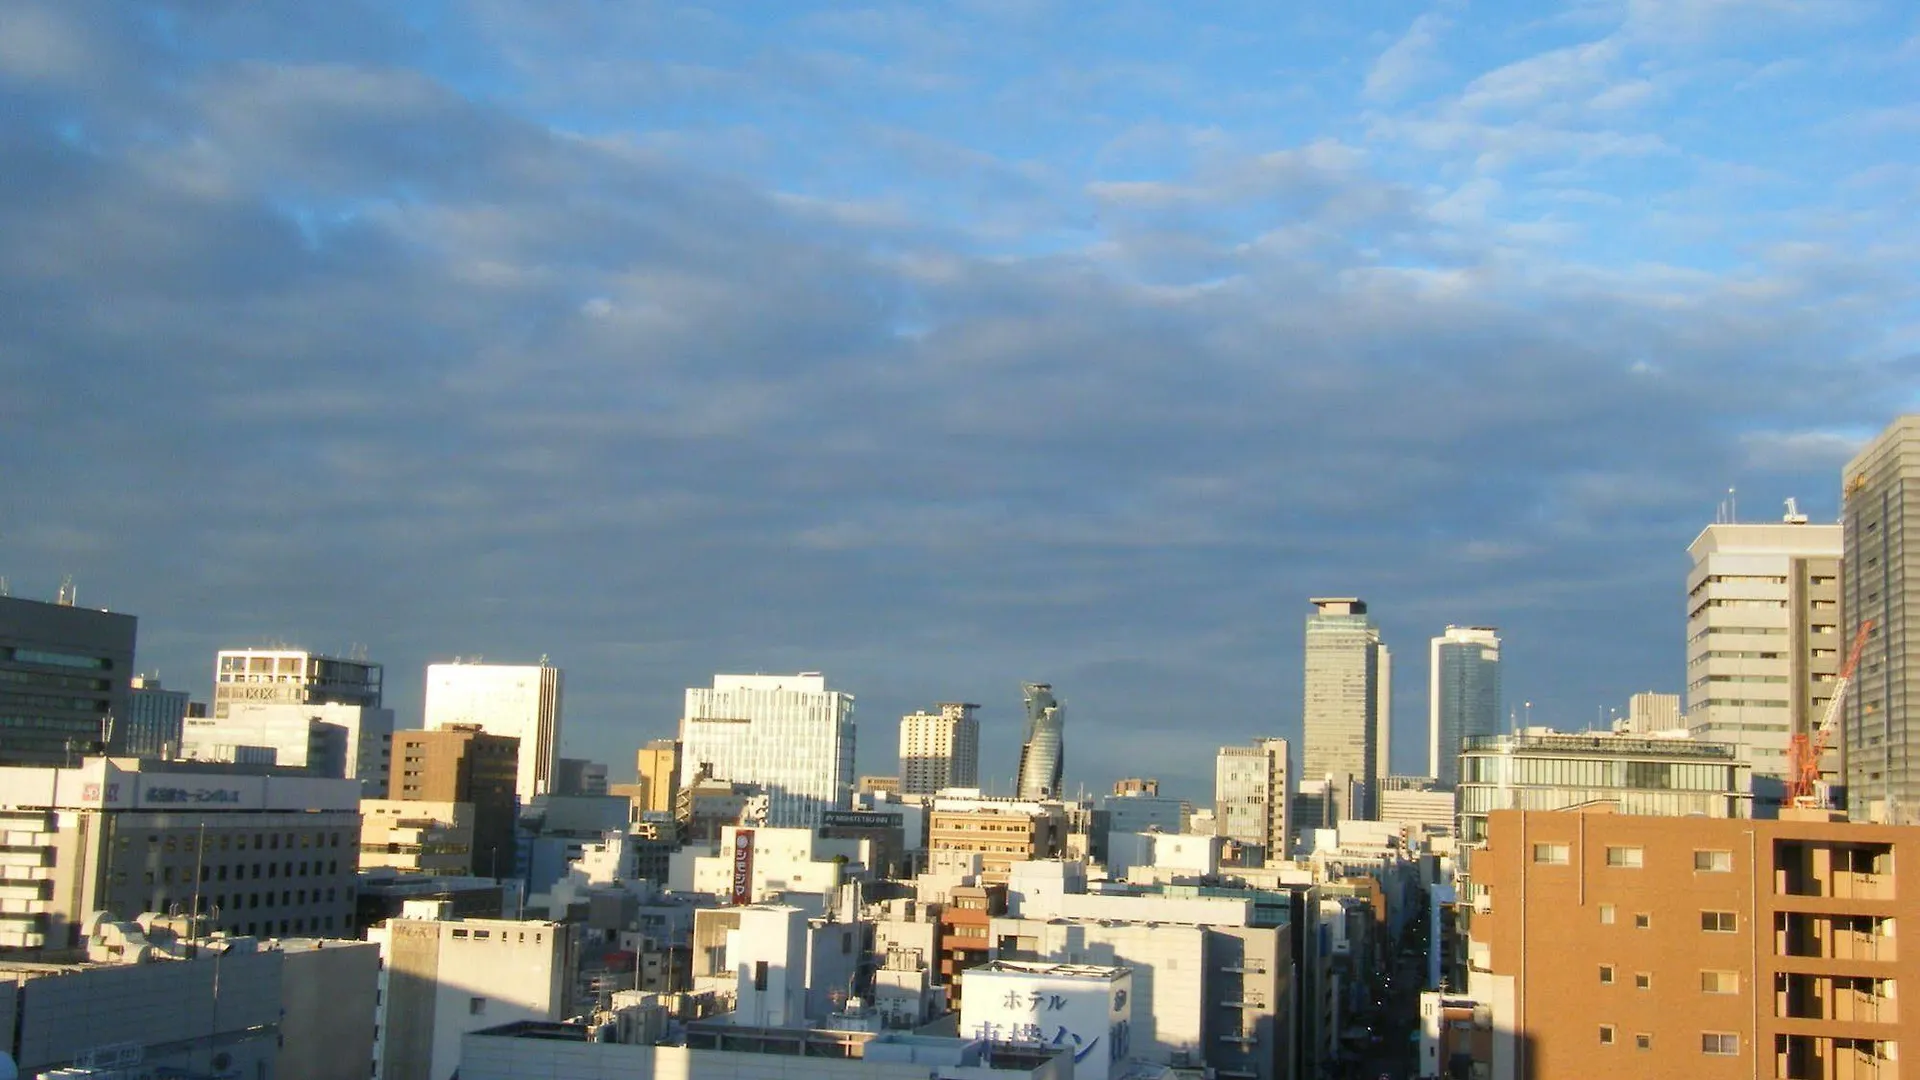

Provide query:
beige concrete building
left=369, top=903, right=578, bottom=1080
left=1843, top=416, right=1920, bottom=824
left=1215, top=737, right=1294, bottom=864
left=214, top=647, right=382, bottom=717
left=1685, top=514, right=1843, bottom=796
left=634, top=737, right=679, bottom=816
left=1469, top=807, right=1916, bottom=1080
left=391, top=726, right=519, bottom=879
left=0, top=758, right=360, bottom=948
left=927, top=794, right=1068, bottom=884
left=360, top=800, right=475, bottom=875
left=899, top=702, right=980, bottom=796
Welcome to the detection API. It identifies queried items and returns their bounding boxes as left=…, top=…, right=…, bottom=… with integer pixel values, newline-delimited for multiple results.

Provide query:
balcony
left=1777, top=973, right=1898, bottom=1024
left=1777, top=840, right=1895, bottom=901
left=1776, top=913, right=1897, bottom=963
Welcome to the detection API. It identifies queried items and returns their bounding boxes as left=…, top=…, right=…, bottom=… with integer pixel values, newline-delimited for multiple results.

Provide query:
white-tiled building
left=679, top=673, right=856, bottom=828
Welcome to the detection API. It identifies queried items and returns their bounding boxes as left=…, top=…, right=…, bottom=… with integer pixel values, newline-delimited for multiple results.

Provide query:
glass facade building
left=1429, top=627, right=1501, bottom=790
left=679, top=672, right=856, bottom=828
left=1015, top=682, right=1064, bottom=800
left=0, top=595, right=137, bottom=764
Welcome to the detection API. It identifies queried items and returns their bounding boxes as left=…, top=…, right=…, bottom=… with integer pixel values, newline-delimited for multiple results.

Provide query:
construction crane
left=1788, top=620, right=1874, bottom=808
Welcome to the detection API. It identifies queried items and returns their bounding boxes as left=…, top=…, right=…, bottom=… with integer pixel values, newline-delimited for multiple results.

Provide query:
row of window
left=1600, top=967, right=1740, bottom=991
left=1591, top=903, right=1738, bottom=932
left=1597, top=1029, right=1738, bottom=1056
left=1532, top=844, right=1732, bottom=872
left=131, top=831, right=345, bottom=852
left=126, top=885, right=346, bottom=909
left=131, top=860, right=340, bottom=884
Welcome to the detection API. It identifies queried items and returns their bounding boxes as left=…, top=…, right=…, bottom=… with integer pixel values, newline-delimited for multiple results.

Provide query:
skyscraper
left=1843, top=415, right=1920, bottom=823
left=1015, top=682, right=1064, bottom=800
left=678, top=672, right=855, bottom=828
left=899, top=702, right=981, bottom=796
left=424, top=660, right=564, bottom=805
left=1428, top=626, right=1502, bottom=789
left=1214, top=737, right=1294, bottom=863
left=0, top=594, right=136, bottom=764
left=1302, top=598, right=1388, bottom=819
left=1684, top=512, right=1841, bottom=797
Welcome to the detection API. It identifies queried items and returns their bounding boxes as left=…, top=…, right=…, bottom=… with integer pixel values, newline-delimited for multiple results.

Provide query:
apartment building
left=1468, top=808, right=1916, bottom=1080
left=389, top=726, right=519, bottom=879
left=927, top=794, right=1068, bottom=884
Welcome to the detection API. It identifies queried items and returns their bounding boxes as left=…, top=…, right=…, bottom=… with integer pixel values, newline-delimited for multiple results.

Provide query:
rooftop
left=1462, top=731, right=1738, bottom=761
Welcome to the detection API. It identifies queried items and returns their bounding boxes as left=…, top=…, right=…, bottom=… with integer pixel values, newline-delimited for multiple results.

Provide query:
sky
left=3, top=0, right=1918, bottom=803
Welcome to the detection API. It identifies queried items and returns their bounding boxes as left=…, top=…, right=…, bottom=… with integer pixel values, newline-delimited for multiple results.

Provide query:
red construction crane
left=1788, top=620, right=1874, bottom=808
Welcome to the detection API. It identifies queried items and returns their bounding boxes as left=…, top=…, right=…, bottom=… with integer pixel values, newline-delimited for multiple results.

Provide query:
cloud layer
left=3, top=0, right=1916, bottom=798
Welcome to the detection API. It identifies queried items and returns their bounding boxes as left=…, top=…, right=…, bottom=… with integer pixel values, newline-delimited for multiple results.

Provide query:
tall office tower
left=1302, top=597, right=1387, bottom=819
left=1428, top=626, right=1502, bottom=789
left=1014, top=682, right=1064, bottom=800
left=1844, top=415, right=1920, bottom=823
left=1624, top=691, right=1680, bottom=733
left=424, top=660, right=563, bottom=805
left=635, top=738, right=680, bottom=816
left=899, top=702, right=981, bottom=796
left=1684, top=508, right=1841, bottom=794
left=213, top=648, right=382, bottom=717
left=390, top=725, right=521, bottom=879
left=1214, top=737, right=1294, bottom=864
left=124, top=675, right=189, bottom=757
left=678, top=672, right=855, bottom=828
left=0, top=595, right=137, bottom=764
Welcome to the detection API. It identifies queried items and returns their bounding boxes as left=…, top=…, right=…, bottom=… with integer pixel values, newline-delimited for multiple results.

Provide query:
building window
left=1634, top=913, right=1651, bottom=929
left=1599, top=965, right=1615, bottom=984
left=1701, top=911, right=1738, bottom=933
left=1694, top=850, right=1733, bottom=872
left=1701, top=971, right=1739, bottom=994
left=1702, top=1033, right=1738, bottom=1056
left=1533, top=843, right=1570, bottom=865
left=1599, top=904, right=1616, bottom=924
left=1599, top=1026, right=1615, bottom=1045
left=1635, top=1034, right=1652, bottom=1051
left=1605, top=846, right=1644, bottom=868
left=1634, top=972, right=1651, bottom=990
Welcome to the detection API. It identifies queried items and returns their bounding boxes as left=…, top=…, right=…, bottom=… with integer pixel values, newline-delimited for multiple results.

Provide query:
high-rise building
left=1466, top=808, right=1914, bottom=1080
left=213, top=648, right=382, bottom=717
left=678, top=673, right=855, bottom=828
left=423, top=661, right=563, bottom=805
left=1214, top=737, right=1294, bottom=863
left=1014, top=682, right=1064, bottom=800
left=1624, top=691, right=1680, bottom=733
left=389, top=726, right=521, bottom=879
left=1429, top=626, right=1502, bottom=789
left=899, top=702, right=980, bottom=796
left=1302, top=598, right=1387, bottom=819
left=124, top=675, right=189, bottom=757
left=1843, top=415, right=1920, bottom=824
left=1685, top=512, right=1842, bottom=798
left=0, top=594, right=136, bottom=764
left=635, top=737, right=680, bottom=816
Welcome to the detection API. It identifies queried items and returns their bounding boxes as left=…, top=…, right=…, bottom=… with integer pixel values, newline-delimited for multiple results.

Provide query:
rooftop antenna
left=1783, top=497, right=1808, bottom=525
left=1728, top=487, right=1737, bottom=524
left=57, top=575, right=76, bottom=606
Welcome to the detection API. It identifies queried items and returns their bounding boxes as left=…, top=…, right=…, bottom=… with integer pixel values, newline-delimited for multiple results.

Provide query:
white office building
left=1684, top=512, right=1842, bottom=789
left=898, top=702, right=980, bottom=796
left=424, top=661, right=564, bottom=804
left=1428, top=626, right=1500, bottom=789
left=1302, top=598, right=1389, bottom=820
left=213, top=648, right=382, bottom=717
left=181, top=701, right=394, bottom=793
left=679, top=673, right=855, bottom=828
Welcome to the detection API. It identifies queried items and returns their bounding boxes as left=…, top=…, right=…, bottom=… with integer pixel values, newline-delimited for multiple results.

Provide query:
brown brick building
left=388, top=725, right=519, bottom=878
left=936, top=882, right=1006, bottom=1008
left=1469, top=807, right=1914, bottom=1079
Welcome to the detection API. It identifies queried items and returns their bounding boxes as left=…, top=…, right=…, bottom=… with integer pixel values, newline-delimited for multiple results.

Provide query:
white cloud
left=1364, top=13, right=1451, bottom=103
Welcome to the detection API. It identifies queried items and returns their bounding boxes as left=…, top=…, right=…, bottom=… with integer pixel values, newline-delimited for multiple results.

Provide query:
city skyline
left=6, top=2, right=1918, bottom=800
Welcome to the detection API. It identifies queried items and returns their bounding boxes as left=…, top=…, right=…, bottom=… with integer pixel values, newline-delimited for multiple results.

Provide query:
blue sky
left=2, top=0, right=1917, bottom=800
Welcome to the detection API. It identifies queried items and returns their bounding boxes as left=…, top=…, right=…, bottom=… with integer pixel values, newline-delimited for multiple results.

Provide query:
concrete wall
left=279, top=941, right=381, bottom=1080
left=459, top=1036, right=1069, bottom=1080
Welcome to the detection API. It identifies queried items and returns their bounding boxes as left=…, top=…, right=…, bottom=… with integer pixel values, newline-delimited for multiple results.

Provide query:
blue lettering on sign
left=144, top=787, right=242, bottom=805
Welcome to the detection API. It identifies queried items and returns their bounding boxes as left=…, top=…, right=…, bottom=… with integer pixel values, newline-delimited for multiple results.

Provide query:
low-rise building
left=359, top=799, right=475, bottom=874
left=685, top=825, right=871, bottom=907
left=929, top=793, right=1069, bottom=884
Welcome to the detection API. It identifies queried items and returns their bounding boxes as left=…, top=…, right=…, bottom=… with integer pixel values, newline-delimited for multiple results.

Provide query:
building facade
left=0, top=595, right=137, bottom=764
left=124, top=675, right=189, bottom=758
left=1015, top=683, right=1065, bottom=801
left=1430, top=626, right=1501, bottom=790
left=1215, top=737, right=1295, bottom=865
left=360, top=800, right=476, bottom=875
left=1627, top=691, right=1682, bottom=733
left=369, top=905, right=578, bottom=1080
left=899, top=702, right=981, bottom=796
left=0, top=758, right=361, bottom=948
left=679, top=673, right=855, bottom=829
left=1470, top=808, right=1915, bottom=1080
left=1843, top=415, right=1920, bottom=824
left=1303, top=598, right=1388, bottom=820
left=213, top=648, right=382, bottom=717
left=390, top=726, right=520, bottom=879
left=424, top=661, right=564, bottom=805
left=927, top=794, right=1068, bottom=884
left=635, top=738, right=680, bottom=817
left=1685, top=516, right=1843, bottom=797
